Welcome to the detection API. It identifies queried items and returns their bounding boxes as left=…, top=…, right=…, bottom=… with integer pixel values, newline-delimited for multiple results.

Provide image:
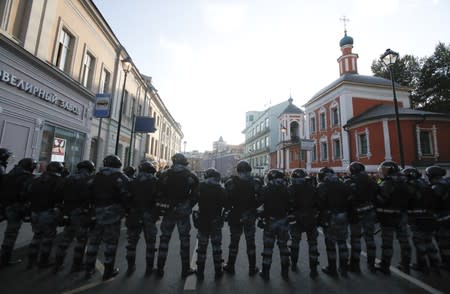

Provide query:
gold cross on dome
left=340, top=15, right=350, bottom=33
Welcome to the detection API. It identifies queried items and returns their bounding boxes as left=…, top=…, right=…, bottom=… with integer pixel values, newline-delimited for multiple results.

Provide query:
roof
left=304, top=73, right=410, bottom=107
left=242, top=100, right=289, bottom=133
left=280, top=101, right=304, bottom=115
left=345, top=104, right=450, bottom=127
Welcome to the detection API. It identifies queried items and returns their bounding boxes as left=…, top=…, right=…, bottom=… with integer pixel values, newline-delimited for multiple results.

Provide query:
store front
left=0, top=35, right=94, bottom=172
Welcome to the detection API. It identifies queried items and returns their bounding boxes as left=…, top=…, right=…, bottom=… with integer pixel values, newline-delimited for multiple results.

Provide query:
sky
left=94, top=0, right=449, bottom=152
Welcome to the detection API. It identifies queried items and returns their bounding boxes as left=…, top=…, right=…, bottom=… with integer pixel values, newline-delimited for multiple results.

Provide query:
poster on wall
left=51, top=137, right=66, bottom=162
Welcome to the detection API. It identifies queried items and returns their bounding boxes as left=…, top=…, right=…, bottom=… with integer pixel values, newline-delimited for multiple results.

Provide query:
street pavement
left=0, top=220, right=449, bottom=294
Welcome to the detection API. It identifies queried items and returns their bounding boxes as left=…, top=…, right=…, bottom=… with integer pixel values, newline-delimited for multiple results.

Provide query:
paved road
left=0, top=221, right=448, bottom=294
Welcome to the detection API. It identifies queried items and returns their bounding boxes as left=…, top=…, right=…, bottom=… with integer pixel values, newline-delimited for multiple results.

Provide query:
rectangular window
left=301, top=150, right=306, bottom=160
left=265, top=136, right=269, bottom=147
left=130, top=97, right=136, bottom=117
left=312, top=145, right=317, bottom=161
left=331, top=108, right=339, bottom=126
left=260, top=122, right=264, bottom=132
left=333, top=139, right=341, bottom=159
left=265, top=118, right=269, bottom=128
left=137, top=104, right=142, bottom=116
left=0, top=0, right=11, bottom=30
left=56, top=29, right=74, bottom=73
left=320, top=112, right=326, bottom=131
left=256, top=125, right=260, bottom=133
left=121, top=90, right=128, bottom=115
left=310, top=117, right=316, bottom=133
left=358, top=133, right=368, bottom=156
left=320, top=142, right=328, bottom=160
left=81, top=51, right=95, bottom=88
left=99, top=68, right=110, bottom=94
left=420, top=131, right=433, bottom=155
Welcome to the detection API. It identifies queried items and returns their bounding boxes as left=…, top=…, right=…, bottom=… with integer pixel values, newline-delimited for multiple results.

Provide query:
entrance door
left=0, top=120, right=33, bottom=169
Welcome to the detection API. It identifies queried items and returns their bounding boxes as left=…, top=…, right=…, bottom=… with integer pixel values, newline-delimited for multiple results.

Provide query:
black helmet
left=123, top=166, right=136, bottom=177
left=236, top=160, right=252, bottom=173
left=348, top=161, right=365, bottom=175
left=77, top=160, right=95, bottom=173
left=291, top=168, right=308, bottom=179
left=378, top=161, right=400, bottom=177
left=171, top=153, right=188, bottom=166
left=0, top=148, right=12, bottom=163
left=205, top=168, right=221, bottom=180
left=402, top=167, right=421, bottom=180
left=139, top=161, right=156, bottom=174
left=267, top=169, right=284, bottom=181
left=425, top=165, right=446, bottom=179
left=47, top=161, right=64, bottom=174
left=318, top=166, right=334, bottom=181
left=18, top=158, right=37, bottom=172
left=103, top=155, right=122, bottom=168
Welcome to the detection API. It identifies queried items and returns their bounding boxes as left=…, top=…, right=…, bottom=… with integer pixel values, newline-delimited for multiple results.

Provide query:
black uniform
left=434, top=177, right=450, bottom=269
left=27, top=170, right=65, bottom=268
left=0, top=165, right=34, bottom=266
left=195, top=177, right=226, bottom=279
left=407, top=177, right=440, bottom=272
left=224, top=174, right=261, bottom=275
left=85, top=167, right=129, bottom=279
left=318, top=173, right=350, bottom=276
left=288, top=177, right=319, bottom=276
left=346, top=172, right=378, bottom=271
left=376, top=172, right=412, bottom=273
left=54, top=169, right=92, bottom=272
left=259, top=177, right=290, bottom=280
left=126, top=171, right=158, bottom=275
left=156, top=163, right=199, bottom=277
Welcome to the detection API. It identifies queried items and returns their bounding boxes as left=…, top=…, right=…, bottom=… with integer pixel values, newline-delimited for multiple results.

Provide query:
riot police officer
left=375, top=161, right=412, bottom=274
left=194, top=168, right=226, bottom=281
left=125, top=160, right=159, bottom=276
left=0, top=148, right=12, bottom=176
left=223, top=160, right=261, bottom=276
left=123, top=166, right=137, bottom=179
left=53, top=160, right=95, bottom=273
left=27, top=161, right=65, bottom=269
left=404, top=167, right=440, bottom=273
left=345, top=162, right=378, bottom=273
left=426, top=165, right=450, bottom=271
left=258, top=169, right=290, bottom=281
left=156, top=153, right=199, bottom=278
left=85, top=155, right=129, bottom=280
left=288, top=168, right=319, bottom=278
left=0, top=158, right=36, bottom=267
left=317, top=167, right=350, bottom=277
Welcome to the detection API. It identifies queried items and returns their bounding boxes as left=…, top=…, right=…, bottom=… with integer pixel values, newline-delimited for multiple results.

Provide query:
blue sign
left=94, top=93, right=111, bottom=118
left=134, top=116, right=156, bottom=133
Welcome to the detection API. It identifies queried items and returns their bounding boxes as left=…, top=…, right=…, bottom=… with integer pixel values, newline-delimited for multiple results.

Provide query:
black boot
left=281, top=263, right=289, bottom=281
left=375, top=260, right=391, bottom=275
left=38, top=253, right=53, bottom=268
left=367, top=256, right=376, bottom=273
left=248, top=254, right=259, bottom=276
left=411, top=258, right=429, bottom=273
left=156, top=258, right=165, bottom=277
left=70, top=257, right=83, bottom=273
left=348, top=258, right=361, bottom=273
left=102, top=263, right=119, bottom=281
left=84, top=263, right=96, bottom=279
left=322, top=259, right=338, bottom=277
left=0, top=250, right=17, bottom=268
left=145, top=257, right=154, bottom=276
left=215, top=264, right=224, bottom=279
left=310, top=259, right=318, bottom=279
left=223, top=255, right=236, bottom=274
left=182, top=263, right=195, bottom=278
left=259, top=264, right=270, bottom=281
left=291, top=251, right=299, bottom=272
left=339, top=259, right=348, bottom=277
left=53, top=255, right=65, bottom=273
left=196, top=262, right=205, bottom=281
left=397, top=261, right=410, bottom=274
left=126, top=256, right=136, bottom=276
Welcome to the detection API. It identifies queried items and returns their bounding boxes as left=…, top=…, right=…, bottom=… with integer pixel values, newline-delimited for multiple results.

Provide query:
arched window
left=290, top=121, right=300, bottom=141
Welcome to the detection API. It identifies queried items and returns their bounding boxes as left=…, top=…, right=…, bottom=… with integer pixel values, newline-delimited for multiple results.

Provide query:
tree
left=414, top=42, right=450, bottom=113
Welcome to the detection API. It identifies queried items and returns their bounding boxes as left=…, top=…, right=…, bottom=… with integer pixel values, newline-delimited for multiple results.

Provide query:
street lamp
left=114, top=57, right=132, bottom=156
left=380, top=48, right=405, bottom=168
left=183, top=141, right=187, bottom=154
left=281, top=125, right=287, bottom=173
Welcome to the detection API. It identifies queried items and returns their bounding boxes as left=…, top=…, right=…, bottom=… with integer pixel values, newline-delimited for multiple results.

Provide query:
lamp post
left=281, top=125, right=287, bottom=174
left=114, top=57, right=132, bottom=156
left=183, top=140, right=187, bottom=154
left=380, top=48, right=405, bottom=168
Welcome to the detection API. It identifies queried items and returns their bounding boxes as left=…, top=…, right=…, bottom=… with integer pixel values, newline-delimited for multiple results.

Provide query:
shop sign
left=94, top=93, right=111, bottom=118
left=300, top=139, right=315, bottom=151
left=0, top=69, right=81, bottom=115
left=51, top=137, right=66, bottom=162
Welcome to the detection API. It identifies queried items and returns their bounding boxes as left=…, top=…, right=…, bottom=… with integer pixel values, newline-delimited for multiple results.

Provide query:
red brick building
left=303, top=30, right=450, bottom=172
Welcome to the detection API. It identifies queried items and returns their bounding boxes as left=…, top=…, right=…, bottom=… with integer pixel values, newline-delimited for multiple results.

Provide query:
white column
left=382, top=119, right=392, bottom=160
left=432, top=124, right=439, bottom=159
left=416, top=125, right=422, bottom=160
